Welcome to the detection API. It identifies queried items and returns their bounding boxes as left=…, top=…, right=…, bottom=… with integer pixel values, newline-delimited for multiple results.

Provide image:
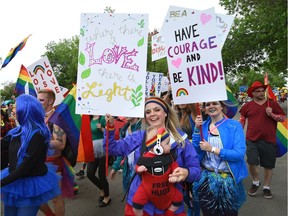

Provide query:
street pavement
left=37, top=154, right=287, bottom=216
left=1, top=102, right=287, bottom=216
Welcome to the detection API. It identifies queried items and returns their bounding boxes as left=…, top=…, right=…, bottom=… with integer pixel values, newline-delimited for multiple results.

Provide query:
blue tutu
left=1, top=163, right=61, bottom=207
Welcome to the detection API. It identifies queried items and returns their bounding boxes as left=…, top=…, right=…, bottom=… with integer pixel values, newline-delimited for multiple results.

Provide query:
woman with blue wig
left=0, top=94, right=61, bottom=216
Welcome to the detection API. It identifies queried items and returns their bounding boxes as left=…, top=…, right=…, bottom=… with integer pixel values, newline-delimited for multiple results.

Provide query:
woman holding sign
left=192, top=101, right=248, bottom=216
left=104, top=96, right=201, bottom=215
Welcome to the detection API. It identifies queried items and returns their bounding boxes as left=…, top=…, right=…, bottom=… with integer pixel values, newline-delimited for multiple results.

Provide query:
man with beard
left=239, top=81, right=285, bottom=199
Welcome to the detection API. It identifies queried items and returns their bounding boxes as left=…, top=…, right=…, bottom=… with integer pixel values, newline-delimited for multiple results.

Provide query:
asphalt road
left=37, top=154, right=287, bottom=216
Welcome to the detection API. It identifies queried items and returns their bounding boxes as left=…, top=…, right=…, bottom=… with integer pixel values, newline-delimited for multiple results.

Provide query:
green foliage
left=0, top=81, right=16, bottom=102
left=43, top=36, right=80, bottom=89
left=220, top=0, right=287, bottom=89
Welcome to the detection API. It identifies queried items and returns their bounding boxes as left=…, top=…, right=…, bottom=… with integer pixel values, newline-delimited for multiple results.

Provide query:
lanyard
left=208, top=117, right=227, bottom=135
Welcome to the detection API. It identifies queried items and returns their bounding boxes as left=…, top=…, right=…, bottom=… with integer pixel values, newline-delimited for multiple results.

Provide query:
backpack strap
left=121, top=131, right=146, bottom=202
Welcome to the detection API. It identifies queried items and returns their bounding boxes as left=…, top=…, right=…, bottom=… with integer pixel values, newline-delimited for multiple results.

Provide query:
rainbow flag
left=224, top=85, right=239, bottom=119
left=264, top=73, right=277, bottom=101
left=48, top=85, right=94, bottom=162
left=49, top=86, right=82, bottom=155
left=1, top=35, right=31, bottom=69
left=14, top=65, right=37, bottom=97
left=276, top=118, right=288, bottom=157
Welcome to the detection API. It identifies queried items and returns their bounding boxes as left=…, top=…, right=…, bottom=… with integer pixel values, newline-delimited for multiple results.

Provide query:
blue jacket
left=192, top=117, right=248, bottom=184
left=104, top=129, right=201, bottom=215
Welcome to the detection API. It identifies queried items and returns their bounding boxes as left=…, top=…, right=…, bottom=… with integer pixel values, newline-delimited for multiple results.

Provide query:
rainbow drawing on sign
left=33, top=65, right=45, bottom=74
left=176, top=88, right=189, bottom=97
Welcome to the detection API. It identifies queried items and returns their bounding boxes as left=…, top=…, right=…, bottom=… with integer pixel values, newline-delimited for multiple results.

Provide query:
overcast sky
left=0, top=0, right=226, bottom=88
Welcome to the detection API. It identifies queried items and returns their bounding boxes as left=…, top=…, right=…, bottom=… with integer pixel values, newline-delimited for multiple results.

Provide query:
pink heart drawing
left=200, top=13, right=212, bottom=25
left=171, top=58, right=182, bottom=69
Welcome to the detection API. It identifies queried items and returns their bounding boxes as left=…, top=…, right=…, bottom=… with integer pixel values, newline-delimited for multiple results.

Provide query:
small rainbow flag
left=14, top=65, right=37, bottom=97
left=1, top=35, right=31, bottom=69
left=276, top=118, right=288, bottom=157
left=264, top=73, right=277, bottom=102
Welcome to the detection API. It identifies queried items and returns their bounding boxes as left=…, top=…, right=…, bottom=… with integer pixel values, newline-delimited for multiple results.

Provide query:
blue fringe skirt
left=193, top=170, right=246, bottom=215
left=1, top=163, right=61, bottom=207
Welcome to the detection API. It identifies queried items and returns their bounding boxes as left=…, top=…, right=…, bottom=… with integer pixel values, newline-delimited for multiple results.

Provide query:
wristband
left=211, top=147, right=216, bottom=153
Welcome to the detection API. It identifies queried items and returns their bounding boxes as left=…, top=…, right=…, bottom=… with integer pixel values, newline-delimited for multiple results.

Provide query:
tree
left=43, top=36, right=79, bottom=89
left=0, top=81, right=16, bottom=103
left=220, top=0, right=287, bottom=88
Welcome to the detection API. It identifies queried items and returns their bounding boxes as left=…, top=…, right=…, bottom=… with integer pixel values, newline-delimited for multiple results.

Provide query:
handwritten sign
left=76, top=13, right=148, bottom=117
left=27, top=56, right=64, bottom=105
left=151, top=33, right=166, bottom=62
left=156, top=6, right=235, bottom=62
left=161, top=76, right=170, bottom=93
left=216, top=13, right=235, bottom=49
left=163, top=7, right=227, bottom=104
left=145, top=72, right=164, bottom=97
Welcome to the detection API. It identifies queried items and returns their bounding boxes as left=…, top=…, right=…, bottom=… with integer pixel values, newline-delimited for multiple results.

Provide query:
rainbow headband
left=145, top=98, right=168, bottom=113
left=146, top=129, right=169, bottom=149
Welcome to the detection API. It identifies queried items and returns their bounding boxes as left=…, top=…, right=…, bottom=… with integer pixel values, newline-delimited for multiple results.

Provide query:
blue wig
left=7, top=94, right=51, bottom=166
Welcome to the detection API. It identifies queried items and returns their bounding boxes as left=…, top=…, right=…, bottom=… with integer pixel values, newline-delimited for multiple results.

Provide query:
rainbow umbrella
left=276, top=118, right=288, bottom=157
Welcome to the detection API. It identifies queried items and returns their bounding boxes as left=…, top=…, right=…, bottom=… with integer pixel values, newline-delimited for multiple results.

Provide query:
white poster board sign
left=76, top=13, right=148, bottom=117
left=27, top=56, right=64, bottom=105
left=216, top=13, right=235, bottom=49
left=151, top=33, right=166, bottom=62
left=161, top=76, right=170, bottom=93
left=145, top=71, right=163, bottom=97
left=163, top=7, right=227, bottom=104
left=156, top=6, right=235, bottom=61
